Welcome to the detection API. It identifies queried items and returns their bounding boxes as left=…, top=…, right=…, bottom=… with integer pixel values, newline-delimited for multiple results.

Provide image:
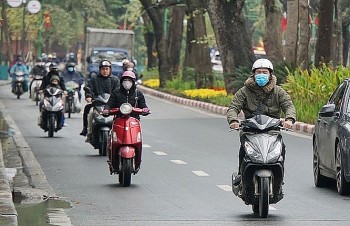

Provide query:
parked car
left=313, top=79, right=350, bottom=195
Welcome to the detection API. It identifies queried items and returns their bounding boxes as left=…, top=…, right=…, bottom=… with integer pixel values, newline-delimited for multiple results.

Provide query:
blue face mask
left=67, top=67, right=74, bottom=72
left=254, top=74, right=269, bottom=87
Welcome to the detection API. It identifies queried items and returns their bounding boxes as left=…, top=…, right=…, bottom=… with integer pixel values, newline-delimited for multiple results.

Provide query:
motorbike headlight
left=267, top=142, right=282, bottom=163
left=120, top=103, right=132, bottom=115
left=244, top=142, right=263, bottom=163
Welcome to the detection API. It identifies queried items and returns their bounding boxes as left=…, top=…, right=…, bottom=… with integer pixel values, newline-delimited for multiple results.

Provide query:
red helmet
left=121, top=71, right=136, bottom=80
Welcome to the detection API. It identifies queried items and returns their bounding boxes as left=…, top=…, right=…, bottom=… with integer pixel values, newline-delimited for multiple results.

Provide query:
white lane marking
left=192, top=171, right=209, bottom=176
left=217, top=185, right=232, bottom=192
left=269, top=205, right=277, bottom=210
left=153, top=151, right=168, bottom=156
left=170, top=160, right=187, bottom=165
left=143, top=144, right=151, bottom=148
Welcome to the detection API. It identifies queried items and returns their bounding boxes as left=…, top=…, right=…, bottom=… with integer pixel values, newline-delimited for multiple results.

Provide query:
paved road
left=1, top=81, right=350, bottom=225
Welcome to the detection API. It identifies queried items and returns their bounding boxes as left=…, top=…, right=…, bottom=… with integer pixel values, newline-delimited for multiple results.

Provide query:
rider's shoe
left=85, top=133, right=92, bottom=143
left=80, top=127, right=87, bottom=136
left=232, top=174, right=241, bottom=186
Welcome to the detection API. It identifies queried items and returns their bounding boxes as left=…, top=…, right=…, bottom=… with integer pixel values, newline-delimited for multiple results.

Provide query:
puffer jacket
left=85, top=74, right=120, bottom=99
left=227, top=74, right=296, bottom=124
left=104, top=78, right=147, bottom=120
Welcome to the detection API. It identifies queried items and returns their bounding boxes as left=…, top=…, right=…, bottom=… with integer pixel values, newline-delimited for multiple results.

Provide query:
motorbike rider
left=227, top=58, right=296, bottom=185
left=9, top=56, right=29, bottom=93
left=29, top=58, right=47, bottom=98
left=103, top=70, right=150, bottom=172
left=79, top=59, right=120, bottom=140
left=60, top=62, right=84, bottom=101
left=40, top=62, right=66, bottom=91
left=117, top=59, right=139, bottom=81
left=38, top=75, right=64, bottom=131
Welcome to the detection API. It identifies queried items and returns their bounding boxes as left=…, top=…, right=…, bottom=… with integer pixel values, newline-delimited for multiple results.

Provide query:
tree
left=314, top=0, right=334, bottom=66
left=167, top=5, right=185, bottom=77
left=263, top=0, right=284, bottom=64
left=206, top=0, right=255, bottom=94
left=284, top=0, right=298, bottom=63
left=185, top=0, right=212, bottom=88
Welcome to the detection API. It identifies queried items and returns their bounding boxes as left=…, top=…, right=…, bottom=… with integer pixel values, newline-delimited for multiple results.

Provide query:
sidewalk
left=0, top=78, right=18, bottom=225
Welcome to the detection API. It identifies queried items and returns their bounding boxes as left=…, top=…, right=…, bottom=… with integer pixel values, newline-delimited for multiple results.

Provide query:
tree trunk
left=206, top=0, right=255, bottom=94
left=340, top=0, right=350, bottom=65
left=263, top=0, right=284, bottom=64
left=167, top=5, right=185, bottom=78
left=186, top=0, right=213, bottom=88
left=297, top=0, right=310, bottom=68
left=142, top=13, right=157, bottom=69
left=333, top=0, right=343, bottom=66
left=140, top=0, right=171, bottom=88
left=315, top=0, right=334, bottom=66
left=284, top=0, right=298, bottom=64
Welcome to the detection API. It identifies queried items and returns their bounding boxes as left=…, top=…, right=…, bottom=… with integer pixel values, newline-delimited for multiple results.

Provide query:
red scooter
left=105, top=103, right=150, bottom=187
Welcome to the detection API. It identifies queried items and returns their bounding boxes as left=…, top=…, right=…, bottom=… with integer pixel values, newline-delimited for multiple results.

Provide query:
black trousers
left=82, top=103, right=93, bottom=128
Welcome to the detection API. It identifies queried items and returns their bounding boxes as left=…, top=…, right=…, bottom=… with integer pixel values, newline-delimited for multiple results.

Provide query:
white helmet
left=252, top=59, right=273, bottom=72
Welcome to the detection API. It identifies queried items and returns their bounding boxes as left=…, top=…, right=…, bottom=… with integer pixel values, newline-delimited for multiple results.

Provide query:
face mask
left=254, top=74, right=269, bottom=87
left=67, top=67, right=74, bottom=72
left=122, top=80, right=133, bottom=90
left=127, top=68, right=133, bottom=71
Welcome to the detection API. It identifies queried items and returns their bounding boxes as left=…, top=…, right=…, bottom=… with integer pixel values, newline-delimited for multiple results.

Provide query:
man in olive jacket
left=227, top=59, right=296, bottom=185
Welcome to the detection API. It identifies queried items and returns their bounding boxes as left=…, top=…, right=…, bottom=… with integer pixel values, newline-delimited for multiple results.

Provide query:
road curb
left=137, top=85, right=315, bottom=135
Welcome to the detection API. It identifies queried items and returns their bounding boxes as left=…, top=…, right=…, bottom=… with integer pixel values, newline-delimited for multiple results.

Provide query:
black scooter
left=231, top=114, right=291, bottom=218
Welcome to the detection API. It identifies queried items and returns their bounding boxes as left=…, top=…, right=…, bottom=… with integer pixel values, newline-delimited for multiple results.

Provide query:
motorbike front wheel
left=119, top=158, right=132, bottom=187
left=99, top=130, right=108, bottom=156
left=48, top=114, right=55, bottom=137
left=259, top=177, right=269, bottom=218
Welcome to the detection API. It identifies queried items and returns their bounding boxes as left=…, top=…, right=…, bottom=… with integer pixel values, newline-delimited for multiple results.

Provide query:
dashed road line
left=170, top=160, right=187, bottom=165
left=192, top=171, right=209, bottom=176
left=143, top=144, right=151, bottom=148
left=217, top=185, right=232, bottom=192
left=153, top=151, right=168, bottom=156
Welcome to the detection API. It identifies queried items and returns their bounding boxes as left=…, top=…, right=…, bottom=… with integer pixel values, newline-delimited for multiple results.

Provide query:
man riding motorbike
left=80, top=60, right=120, bottom=141
left=61, top=62, right=84, bottom=101
left=40, top=62, right=66, bottom=91
left=226, top=58, right=296, bottom=185
left=9, top=56, right=29, bottom=93
left=29, top=58, right=47, bottom=98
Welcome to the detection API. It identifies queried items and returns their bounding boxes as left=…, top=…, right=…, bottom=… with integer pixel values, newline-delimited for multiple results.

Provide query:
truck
left=84, top=27, right=135, bottom=79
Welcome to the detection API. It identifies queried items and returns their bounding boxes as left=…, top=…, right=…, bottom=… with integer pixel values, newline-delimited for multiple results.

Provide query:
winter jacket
left=40, top=71, right=66, bottom=91
left=227, top=74, right=296, bottom=124
left=85, top=74, right=120, bottom=99
left=104, top=79, right=147, bottom=120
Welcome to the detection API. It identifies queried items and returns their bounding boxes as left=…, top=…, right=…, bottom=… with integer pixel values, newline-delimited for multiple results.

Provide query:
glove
left=142, top=108, right=150, bottom=116
left=102, top=109, right=109, bottom=117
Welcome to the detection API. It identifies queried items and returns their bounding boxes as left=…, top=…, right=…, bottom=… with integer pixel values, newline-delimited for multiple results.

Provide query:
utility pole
left=21, top=0, right=27, bottom=58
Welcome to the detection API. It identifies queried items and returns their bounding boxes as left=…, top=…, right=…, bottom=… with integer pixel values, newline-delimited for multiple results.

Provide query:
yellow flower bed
left=143, top=79, right=159, bottom=88
left=183, top=89, right=227, bottom=98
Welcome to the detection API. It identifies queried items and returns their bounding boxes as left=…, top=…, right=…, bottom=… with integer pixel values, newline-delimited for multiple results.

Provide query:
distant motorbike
left=30, top=74, right=44, bottom=105
left=39, top=87, right=65, bottom=137
left=231, top=114, right=290, bottom=218
left=106, top=103, right=150, bottom=187
left=88, top=93, right=113, bottom=156
left=65, top=81, right=81, bottom=118
left=13, top=70, right=26, bottom=99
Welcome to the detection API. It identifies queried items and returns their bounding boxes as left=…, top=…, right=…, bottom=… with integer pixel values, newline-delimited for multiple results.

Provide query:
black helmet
left=49, top=62, right=58, bottom=71
left=66, top=62, right=76, bottom=67
left=99, top=60, right=112, bottom=69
